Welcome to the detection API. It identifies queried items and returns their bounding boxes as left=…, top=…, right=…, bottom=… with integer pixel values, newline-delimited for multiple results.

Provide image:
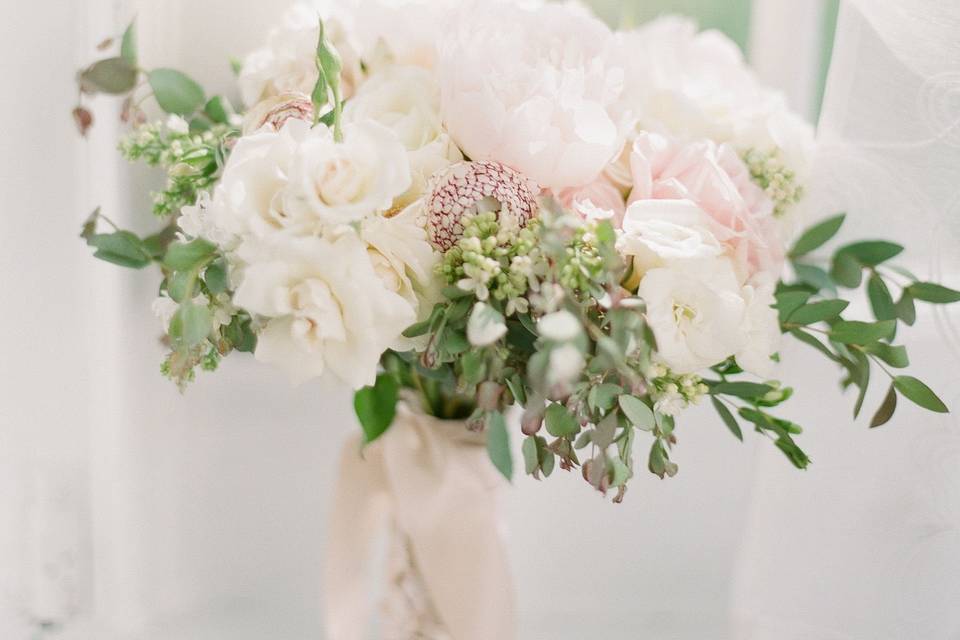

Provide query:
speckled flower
left=425, top=161, right=539, bottom=252
left=242, top=92, right=314, bottom=135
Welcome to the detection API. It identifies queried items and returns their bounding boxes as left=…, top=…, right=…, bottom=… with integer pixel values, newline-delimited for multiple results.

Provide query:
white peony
left=232, top=233, right=416, bottom=387
left=638, top=257, right=747, bottom=374
left=615, top=17, right=814, bottom=184
left=345, top=0, right=458, bottom=70
left=284, top=120, right=412, bottom=228
left=437, top=0, right=626, bottom=191
left=344, top=64, right=462, bottom=208
left=238, top=3, right=362, bottom=107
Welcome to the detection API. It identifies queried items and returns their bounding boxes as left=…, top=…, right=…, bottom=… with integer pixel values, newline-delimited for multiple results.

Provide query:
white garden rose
left=238, top=3, right=362, bottom=107
left=438, top=0, right=626, bottom=190
left=232, top=233, right=416, bottom=387
left=618, top=199, right=724, bottom=279
left=638, top=257, right=747, bottom=374
left=284, top=120, right=412, bottom=228
left=345, top=64, right=462, bottom=208
left=735, top=281, right=781, bottom=377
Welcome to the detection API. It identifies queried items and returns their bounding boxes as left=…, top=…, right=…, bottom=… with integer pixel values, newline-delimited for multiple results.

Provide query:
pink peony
left=627, top=132, right=782, bottom=279
left=558, top=175, right=627, bottom=228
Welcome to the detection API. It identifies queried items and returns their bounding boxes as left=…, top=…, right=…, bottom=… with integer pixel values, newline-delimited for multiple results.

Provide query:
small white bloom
left=735, top=281, right=781, bottom=377
left=165, top=114, right=189, bottom=134
left=537, top=310, right=582, bottom=342
left=548, top=344, right=585, bottom=386
left=467, top=302, right=507, bottom=347
left=618, top=199, right=724, bottom=278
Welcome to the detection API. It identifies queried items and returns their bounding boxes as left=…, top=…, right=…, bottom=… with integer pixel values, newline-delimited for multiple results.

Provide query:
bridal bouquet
left=75, top=0, right=959, bottom=499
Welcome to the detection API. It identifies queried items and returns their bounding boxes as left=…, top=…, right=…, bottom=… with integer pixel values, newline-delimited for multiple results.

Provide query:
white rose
left=232, top=233, right=416, bottom=387
left=284, top=120, right=412, bottom=228
left=638, top=257, right=746, bottom=374
left=438, top=0, right=626, bottom=190
left=735, top=282, right=781, bottom=377
left=618, top=199, right=724, bottom=279
left=238, top=3, right=362, bottom=107
left=346, top=0, right=458, bottom=70
left=345, top=64, right=462, bottom=208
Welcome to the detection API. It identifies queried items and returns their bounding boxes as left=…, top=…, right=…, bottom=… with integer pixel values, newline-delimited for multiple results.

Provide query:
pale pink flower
left=627, top=132, right=782, bottom=280
left=558, top=175, right=627, bottom=228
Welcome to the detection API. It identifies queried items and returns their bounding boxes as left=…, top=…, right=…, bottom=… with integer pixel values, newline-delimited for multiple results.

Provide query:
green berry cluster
left=743, top=148, right=805, bottom=218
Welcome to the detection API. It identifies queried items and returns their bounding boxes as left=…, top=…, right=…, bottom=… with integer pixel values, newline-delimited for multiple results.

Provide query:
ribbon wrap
left=324, top=403, right=515, bottom=640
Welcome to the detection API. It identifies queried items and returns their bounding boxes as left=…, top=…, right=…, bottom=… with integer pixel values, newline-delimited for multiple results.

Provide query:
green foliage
left=893, top=376, right=948, bottom=413
left=79, top=57, right=137, bottom=95
left=311, top=18, right=344, bottom=140
left=544, top=403, right=579, bottom=437
left=120, top=20, right=137, bottom=66
left=711, top=397, right=742, bottom=441
left=789, top=213, right=845, bottom=257
left=618, top=395, right=655, bottom=431
left=908, top=282, right=960, bottom=303
left=353, top=374, right=400, bottom=444
left=486, top=411, right=513, bottom=481
left=148, top=69, right=206, bottom=115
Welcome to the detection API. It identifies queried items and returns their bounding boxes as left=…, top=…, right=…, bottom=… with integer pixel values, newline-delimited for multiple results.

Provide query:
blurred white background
left=1, top=1, right=958, bottom=639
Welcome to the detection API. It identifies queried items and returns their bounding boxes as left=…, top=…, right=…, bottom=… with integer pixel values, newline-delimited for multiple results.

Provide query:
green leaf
left=505, top=374, right=526, bottom=406
left=790, top=214, right=845, bottom=257
left=163, top=238, right=217, bottom=271
left=223, top=314, right=256, bottom=353
left=203, top=96, right=232, bottom=124
left=204, top=259, right=229, bottom=294
left=460, top=349, right=487, bottom=386
left=544, top=403, right=579, bottom=437
left=440, top=330, right=469, bottom=355
left=775, top=436, right=811, bottom=470
left=870, top=384, right=897, bottom=428
left=522, top=436, right=539, bottom=475
left=793, top=263, right=837, bottom=295
left=893, top=376, right=949, bottom=413
left=895, top=292, right=917, bottom=326
left=789, top=329, right=839, bottom=362
left=120, top=20, right=137, bottom=65
left=908, top=282, right=960, bottom=304
left=401, top=320, right=431, bottom=339
left=618, top=395, right=655, bottom=431
left=852, top=351, right=870, bottom=419
left=830, top=252, right=863, bottom=288
left=148, top=68, right=206, bottom=115
left=353, top=374, right=399, bottom=444
left=710, top=381, right=775, bottom=399
left=142, top=225, right=178, bottom=259
left=867, top=273, right=897, bottom=321
left=485, top=411, right=513, bottom=481
left=648, top=440, right=678, bottom=478
left=169, top=301, right=211, bottom=348
left=862, top=342, right=909, bottom=368
left=711, top=397, right=742, bottom=441
left=775, top=291, right=812, bottom=324
left=837, top=241, right=904, bottom=267
left=788, top=299, right=849, bottom=325
left=588, top=383, right=622, bottom=413
left=87, top=231, right=152, bottom=268
left=166, top=270, right=196, bottom=303
left=829, top=320, right=896, bottom=345
left=80, top=57, right=138, bottom=94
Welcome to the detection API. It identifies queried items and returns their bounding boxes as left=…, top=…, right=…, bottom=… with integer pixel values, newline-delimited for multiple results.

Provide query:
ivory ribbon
left=324, top=403, right=515, bottom=640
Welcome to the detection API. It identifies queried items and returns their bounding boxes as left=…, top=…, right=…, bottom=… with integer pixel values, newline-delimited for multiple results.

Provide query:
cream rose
left=232, top=233, right=416, bottom=387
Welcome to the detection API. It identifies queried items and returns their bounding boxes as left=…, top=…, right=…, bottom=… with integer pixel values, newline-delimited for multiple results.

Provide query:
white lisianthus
left=284, top=120, right=412, bottom=228
left=538, top=310, right=582, bottom=342
left=232, top=233, right=416, bottom=387
left=345, top=65, right=462, bottom=208
left=346, top=0, right=458, bottom=70
left=438, top=0, right=626, bottom=190
left=238, top=3, right=362, bottom=107
left=735, top=282, right=781, bottom=377
left=178, top=192, right=238, bottom=250
left=618, top=199, right=724, bottom=280
left=467, top=302, right=507, bottom=347
left=548, top=344, right=585, bottom=387
left=638, top=257, right=747, bottom=374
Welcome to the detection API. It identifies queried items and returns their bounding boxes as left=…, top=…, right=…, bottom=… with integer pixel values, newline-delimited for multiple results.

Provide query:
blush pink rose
left=558, top=175, right=627, bottom=228
left=627, top=131, right=782, bottom=279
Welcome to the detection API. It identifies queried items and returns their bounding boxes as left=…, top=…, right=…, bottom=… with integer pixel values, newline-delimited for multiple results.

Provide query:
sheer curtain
left=730, top=2, right=960, bottom=639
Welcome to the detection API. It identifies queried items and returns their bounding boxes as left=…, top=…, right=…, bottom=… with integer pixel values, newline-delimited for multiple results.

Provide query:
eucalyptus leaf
left=788, top=299, right=849, bottom=325
left=893, top=376, right=949, bottom=413
left=829, top=320, right=896, bottom=345
left=711, top=397, right=742, bottom=441
left=837, top=241, right=904, bottom=266
left=163, top=238, right=217, bottom=271
left=867, top=273, right=897, bottom=321
left=618, top=395, right=655, bottom=431
left=120, top=21, right=137, bottom=65
left=908, top=282, right=960, bottom=304
left=790, top=213, right=845, bottom=257
left=895, top=292, right=917, bottom=326
left=710, top=381, right=774, bottom=399
left=148, top=68, right=206, bottom=115
left=169, top=301, right=211, bottom=348
left=204, top=259, right=229, bottom=295
left=485, top=411, right=513, bottom=481
left=80, top=57, right=137, bottom=95
left=544, top=403, right=579, bottom=437
left=87, top=231, right=152, bottom=269
left=870, top=384, right=897, bottom=428
left=830, top=252, right=863, bottom=288
left=863, top=342, right=909, bottom=368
